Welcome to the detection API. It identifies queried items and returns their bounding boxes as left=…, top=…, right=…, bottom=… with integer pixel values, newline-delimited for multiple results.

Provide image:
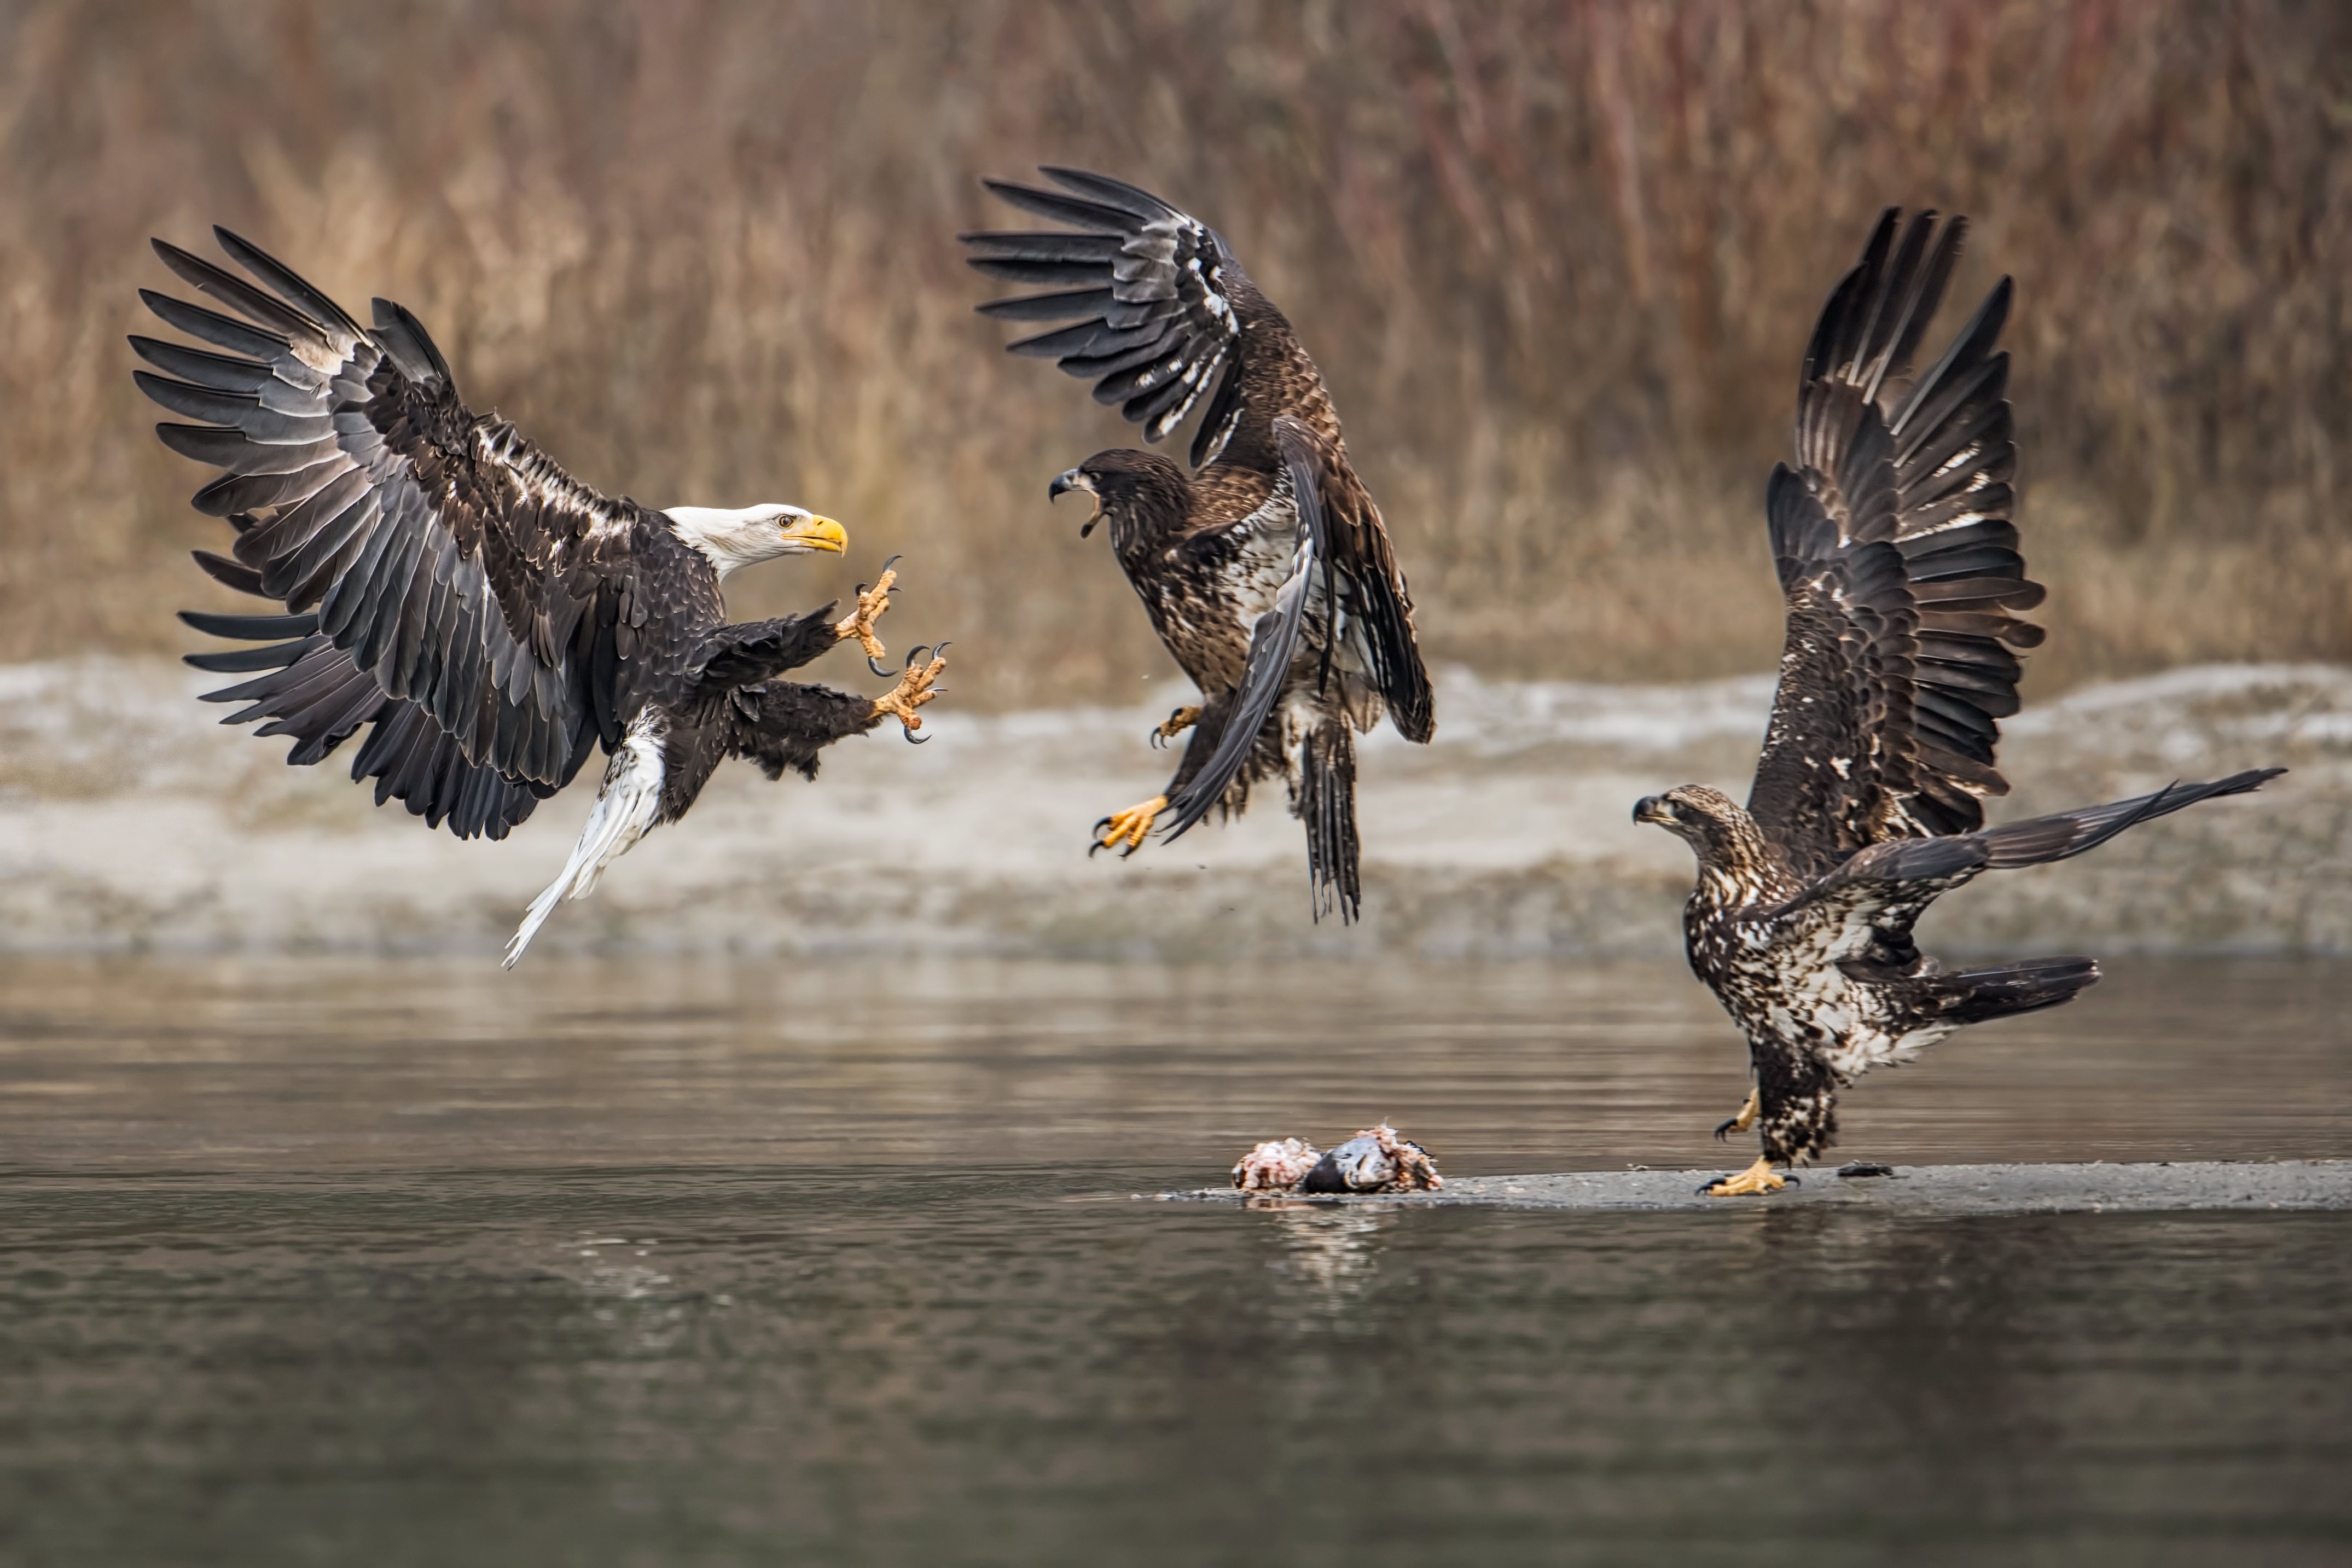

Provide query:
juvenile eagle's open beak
left=1049, top=469, right=1104, bottom=537
left=782, top=514, right=847, bottom=554
left=1632, top=795, right=1675, bottom=827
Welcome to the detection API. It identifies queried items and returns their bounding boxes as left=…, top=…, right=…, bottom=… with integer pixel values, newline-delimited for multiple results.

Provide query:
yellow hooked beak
left=782, top=514, right=847, bottom=554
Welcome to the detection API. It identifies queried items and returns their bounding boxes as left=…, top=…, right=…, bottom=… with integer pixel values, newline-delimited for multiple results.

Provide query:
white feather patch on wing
left=504, top=716, right=666, bottom=968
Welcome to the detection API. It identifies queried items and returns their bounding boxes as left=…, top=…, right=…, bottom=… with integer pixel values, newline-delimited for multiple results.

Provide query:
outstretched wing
left=1770, top=768, right=2283, bottom=971
left=135, top=229, right=640, bottom=793
left=1746, top=210, right=2042, bottom=877
left=966, top=171, right=1433, bottom=741
left=181, top=547, right=548, bottom=840
left=963, top=167, right=1249, bottom=465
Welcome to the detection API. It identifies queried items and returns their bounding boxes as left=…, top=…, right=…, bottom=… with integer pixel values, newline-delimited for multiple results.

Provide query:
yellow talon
left=1714, top=1086, right=1760, bottom=1141
left=1151, top=705, right=1201, bottom=748
left=835, top=562, right=897, bottom=664
left=1091, top=795, right=1168, bottom=858
left=1701, top=1156, right=1790, bottom=1198
left=872, top=646, right=945, bottom=735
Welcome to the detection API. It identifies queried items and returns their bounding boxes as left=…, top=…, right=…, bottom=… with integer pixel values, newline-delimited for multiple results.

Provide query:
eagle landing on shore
left=1634, top=209, right=2282, bottom=1195
left=135, top=229, right=948, bottom=965
left=962, top=168, right=1435, bottom=922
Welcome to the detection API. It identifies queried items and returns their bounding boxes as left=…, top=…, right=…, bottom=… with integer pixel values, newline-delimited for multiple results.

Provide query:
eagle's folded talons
left=837, top=557, right=900, bottom=672
left=1149, top=705, right=1201, bottom=749
left=1699, top=1156, right=1791, bottom=1197
left=1091, top=795, right=1168, bottom=858
left=1713, top=1085, right=1762, bottom=1142
left=872, top=641, right=946, bottom=741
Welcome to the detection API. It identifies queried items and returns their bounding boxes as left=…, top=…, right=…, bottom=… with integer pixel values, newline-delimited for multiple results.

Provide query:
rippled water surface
left=2, top=955, right=2348, bottom=1566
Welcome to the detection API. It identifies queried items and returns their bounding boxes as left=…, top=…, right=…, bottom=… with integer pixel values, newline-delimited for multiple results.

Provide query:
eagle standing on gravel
left=1633, top=209, right=2282, bottom=1195
left=134, top=229, right=948, bottom=966
left=962, top=169, right=1434, bottom=922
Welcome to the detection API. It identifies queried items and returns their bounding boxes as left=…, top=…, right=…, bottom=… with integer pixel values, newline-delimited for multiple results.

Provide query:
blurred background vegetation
left=1, top=0, right=2345, bottom=707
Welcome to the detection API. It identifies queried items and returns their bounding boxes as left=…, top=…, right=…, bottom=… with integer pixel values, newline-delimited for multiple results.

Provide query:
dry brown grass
left=1, top=0, right=2346, bottom=707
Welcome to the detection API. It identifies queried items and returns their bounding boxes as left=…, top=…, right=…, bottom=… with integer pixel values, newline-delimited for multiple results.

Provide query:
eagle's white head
left=663, top=504, right=847, bottom=580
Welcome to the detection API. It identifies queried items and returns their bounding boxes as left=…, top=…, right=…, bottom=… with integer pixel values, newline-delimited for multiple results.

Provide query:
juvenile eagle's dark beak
left=1049, top=468, right=1104, bottom=537
left=1632, top=795, right=1675, bottom=827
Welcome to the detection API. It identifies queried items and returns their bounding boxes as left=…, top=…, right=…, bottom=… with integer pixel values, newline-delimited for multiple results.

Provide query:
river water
left=2, top=955, right=2348, bottom=1565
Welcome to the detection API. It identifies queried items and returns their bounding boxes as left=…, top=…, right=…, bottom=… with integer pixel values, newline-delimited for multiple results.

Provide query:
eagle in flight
left=134, top=229, right=947, bottom=966
left=1633, top=209, right=2281, bottom=1195
left=962, top=168, right=1434, bottom=921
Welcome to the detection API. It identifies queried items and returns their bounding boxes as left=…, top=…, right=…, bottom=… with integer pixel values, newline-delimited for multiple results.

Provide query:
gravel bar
left=1164, top=1160, right=2352, bottom=1214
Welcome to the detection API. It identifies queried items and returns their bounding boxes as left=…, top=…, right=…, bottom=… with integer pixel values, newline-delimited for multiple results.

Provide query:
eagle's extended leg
left=1714, top=1086, right=1761, bottom=1142
left=834, top=556, right=899, bottom=676
left=871, top=642, right=946, bottom=739
left=1149, top=705, right=1201, bottom=748
left=1700, top=1156, right=1792, bottom=1197
left=1091, top=797, right=1167, bottom=857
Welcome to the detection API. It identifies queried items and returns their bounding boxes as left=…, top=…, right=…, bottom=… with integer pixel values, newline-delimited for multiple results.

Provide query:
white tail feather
left=503, top=721, right=666, bottom=968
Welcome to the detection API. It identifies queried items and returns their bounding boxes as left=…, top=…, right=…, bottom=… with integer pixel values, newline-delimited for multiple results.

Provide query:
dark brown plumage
left=136, top=229, right=945, bottom=962
left=964, top=168, right=1432, bottom=921
left=1634, top=210, right=2284, bottom=1194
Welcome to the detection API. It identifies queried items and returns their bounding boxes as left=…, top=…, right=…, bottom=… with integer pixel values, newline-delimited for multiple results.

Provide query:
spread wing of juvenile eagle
left=963, top=170, right=1433, bottom=919
left=133, top=228, right=647, bottom=837
left=963, top=167, right=1431, bottom=750
left=1744, top=209, right=2043, bottom=879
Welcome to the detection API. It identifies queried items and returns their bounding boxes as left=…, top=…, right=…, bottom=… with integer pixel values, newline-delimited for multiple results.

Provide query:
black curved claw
left=904, top=727, right=930, bottom=745
left=1088, top=816, right=1114, bottom=858
left=1150, top=727, right=1168, bottom=750
left=1712, top=1119, right=1738, bottom=1142
left=903, top=644, right=933, bottom=670
left=867, top=654, right=893, bottom=677
left=930, top=641, right=952, bottom=663
left=1696, top=1176, right=1730, bottom=1195
left=879, top=553, right=902, bottom=577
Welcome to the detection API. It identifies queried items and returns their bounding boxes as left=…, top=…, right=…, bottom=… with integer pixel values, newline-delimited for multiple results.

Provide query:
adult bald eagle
left=1631, top=209, right=2282, bottom=1195
left=962, top=169, right=1433, bottom=921
left=134, top=229, right=947, bottom=966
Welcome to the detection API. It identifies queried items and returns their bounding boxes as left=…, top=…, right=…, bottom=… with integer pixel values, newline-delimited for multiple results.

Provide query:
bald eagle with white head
left=134, top=229, right=948, bottom=965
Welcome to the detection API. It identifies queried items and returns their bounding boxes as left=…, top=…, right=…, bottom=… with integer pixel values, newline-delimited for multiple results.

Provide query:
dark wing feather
left=963, top=167, right=1243, bottom=455
left=179, top=550, right=546, bottom=839
left=137, top=229, right=645, bottom=793
left=1769, top=768, right=2284, bottom=971
left=1748, top=210, right=2037, bottom=875
left=969, top=173, right=1433, bottom=745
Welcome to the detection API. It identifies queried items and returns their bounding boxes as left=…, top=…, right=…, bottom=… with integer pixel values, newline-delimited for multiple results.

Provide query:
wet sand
left=1, top=659, right=2344, bottom=960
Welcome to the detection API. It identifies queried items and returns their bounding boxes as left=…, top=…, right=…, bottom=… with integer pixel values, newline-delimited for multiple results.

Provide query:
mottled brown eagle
left=1632, top=208, right=2282, bottom=1195
left=134, top=229, right=947, bottom=965
left=962, top=168, right=1434, bottom=922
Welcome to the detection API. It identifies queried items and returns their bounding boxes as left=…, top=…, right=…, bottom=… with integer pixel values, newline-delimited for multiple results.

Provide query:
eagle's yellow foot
left=1714, top=1087, right=1761, bottom=1142
left=1700, top=1157, right=1792, bottom=1197
left=1091, top=795, right=1168, bottom=858
left=1150, top=705, right=1201, bottom=749
left=872, top=642, right=946, bottom=742
left=835, top=556, right=899, bottom=674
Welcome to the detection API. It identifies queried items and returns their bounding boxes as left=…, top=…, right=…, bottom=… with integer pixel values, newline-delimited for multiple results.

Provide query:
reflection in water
left=1263, top=1205, right=1399, bottom=1314
left=0, top=956, right=2347, bottom=1564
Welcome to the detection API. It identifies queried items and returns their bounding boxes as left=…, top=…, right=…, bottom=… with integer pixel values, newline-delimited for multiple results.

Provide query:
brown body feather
left=966, top=169, right=1433, bottom=920
left=1640, top=211, right=2282, bottom=1176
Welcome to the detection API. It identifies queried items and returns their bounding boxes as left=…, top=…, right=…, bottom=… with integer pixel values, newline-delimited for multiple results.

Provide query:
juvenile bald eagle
left=962, top=169, right=1433, bottom=921
left=135, top=229, right=948, bottom=966
left=1632, top=209, right=2282, bottom=1195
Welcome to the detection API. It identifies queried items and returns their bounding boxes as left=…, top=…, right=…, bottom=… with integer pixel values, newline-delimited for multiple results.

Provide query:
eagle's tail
left=504, top=719, right=665, bottom=968
left=1296, top=717, right=1361, bottom=925
left=1928, top=956, right=2101, bottom=1026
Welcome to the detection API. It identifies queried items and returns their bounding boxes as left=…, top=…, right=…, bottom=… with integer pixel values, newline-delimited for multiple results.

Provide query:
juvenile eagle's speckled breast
left=1116, top=463, right=1289, bottom=694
